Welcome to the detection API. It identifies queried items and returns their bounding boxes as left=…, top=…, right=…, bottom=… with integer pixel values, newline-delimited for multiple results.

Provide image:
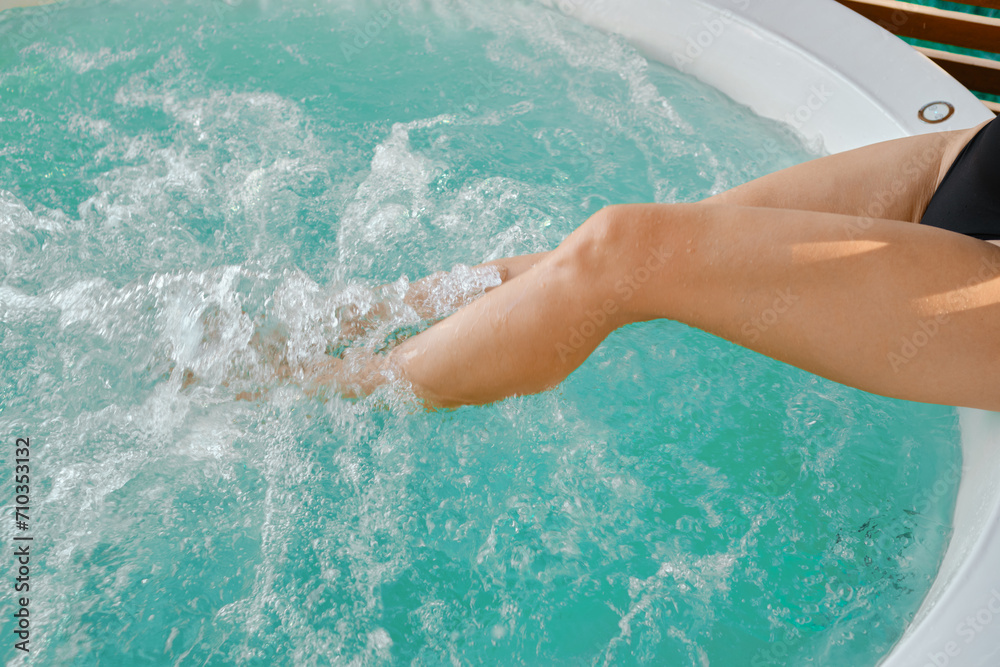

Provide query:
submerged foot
left=301, top=347, right=392, bottom=399
left=249, top=323, right=292, bottom=381
left=334, top=264, right=507, bottom=344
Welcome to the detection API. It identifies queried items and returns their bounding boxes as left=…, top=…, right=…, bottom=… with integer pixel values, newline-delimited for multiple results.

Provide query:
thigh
left=609, top=203, right=1000, bottom=411
left=465, top=122, right=990, bottom=284
left=704, top=121, right=990, bottom=222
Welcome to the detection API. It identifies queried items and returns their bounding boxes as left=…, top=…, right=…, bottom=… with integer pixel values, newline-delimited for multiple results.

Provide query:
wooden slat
left=837, top=0, right=1000, bottom=54
left=918, top=46, right=1000, bottom=94
left=984, top=99, right=1000, bottom=114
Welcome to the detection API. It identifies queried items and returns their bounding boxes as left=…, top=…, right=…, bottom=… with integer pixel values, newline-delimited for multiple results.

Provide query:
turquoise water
left=0, top=0, right=963, bottom=665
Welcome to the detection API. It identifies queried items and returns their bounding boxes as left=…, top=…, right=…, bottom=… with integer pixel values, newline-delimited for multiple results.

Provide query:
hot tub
left=1, top=0, right=996, bottom=663
left=555, top=0, right=999, bottom=664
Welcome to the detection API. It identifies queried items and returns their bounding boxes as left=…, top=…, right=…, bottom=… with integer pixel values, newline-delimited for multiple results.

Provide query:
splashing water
left=0, top=0, right=961, bottom=664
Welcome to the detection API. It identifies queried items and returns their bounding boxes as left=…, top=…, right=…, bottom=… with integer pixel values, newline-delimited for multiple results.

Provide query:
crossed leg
left=305, top=121, right=1000, bottom=411
left=414, top=119, right=989, bottom=287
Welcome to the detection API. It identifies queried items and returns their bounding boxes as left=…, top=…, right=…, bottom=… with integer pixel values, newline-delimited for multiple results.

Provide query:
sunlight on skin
left=919, top=276, right=1000, bottom=317
left=789, top=237, right=1000, bottom=318
left=790, top=239, right=889, bottom=261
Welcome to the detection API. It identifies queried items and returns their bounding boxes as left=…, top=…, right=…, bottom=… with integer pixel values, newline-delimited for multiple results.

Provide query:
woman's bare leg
left=703, top=121, right=989, bottom=221
left=396, top=120, right=987, bottom=312
left=313, top=203, right=1000, bottom=411
left=302, top=123, right=1000, bottom=406
left=401, top=252, right=549, bottom=319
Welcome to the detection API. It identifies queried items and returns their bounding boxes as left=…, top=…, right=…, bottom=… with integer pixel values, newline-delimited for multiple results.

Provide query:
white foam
left=335, top=118, right=451, bottom=274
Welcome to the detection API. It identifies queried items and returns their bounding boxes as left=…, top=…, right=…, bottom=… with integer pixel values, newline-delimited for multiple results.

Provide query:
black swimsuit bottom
left=920, top=115, right=1000, bottom=241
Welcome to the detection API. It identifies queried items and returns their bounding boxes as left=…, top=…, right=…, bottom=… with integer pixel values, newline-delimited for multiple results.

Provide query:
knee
left=557, top=203, right=700, bottom=279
